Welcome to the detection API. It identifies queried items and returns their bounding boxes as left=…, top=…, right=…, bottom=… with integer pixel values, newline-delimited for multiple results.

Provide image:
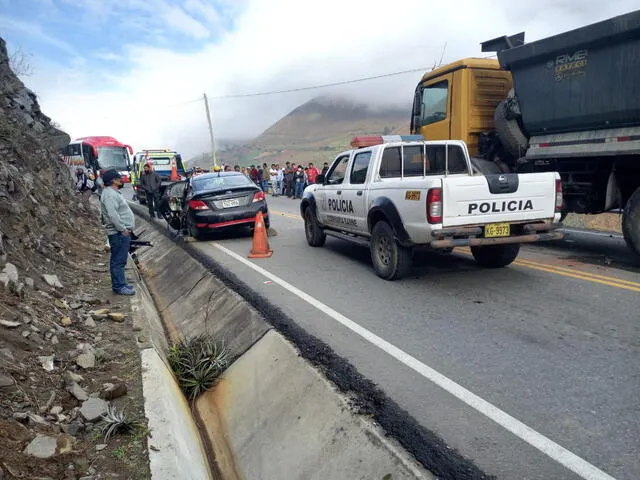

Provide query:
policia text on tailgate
left=300, top=136, right=564, bottom=280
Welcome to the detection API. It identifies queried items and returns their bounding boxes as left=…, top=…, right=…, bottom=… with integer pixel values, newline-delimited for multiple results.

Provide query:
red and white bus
left=60, top=136, right=133, bottom=183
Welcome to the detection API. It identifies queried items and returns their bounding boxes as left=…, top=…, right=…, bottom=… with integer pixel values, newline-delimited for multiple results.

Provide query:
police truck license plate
left=484, top=223, right=510, bottom=238
left=222, top=199, right=240, bottom=208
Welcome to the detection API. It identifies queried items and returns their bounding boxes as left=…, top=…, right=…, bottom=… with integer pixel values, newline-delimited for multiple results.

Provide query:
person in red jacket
left=306, top=162, right=319, bottom=184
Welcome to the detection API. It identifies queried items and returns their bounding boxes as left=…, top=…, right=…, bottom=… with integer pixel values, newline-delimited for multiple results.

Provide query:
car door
left=317, top=153, right=351, bottom=228
left=340, top=149, right=373, bottom=234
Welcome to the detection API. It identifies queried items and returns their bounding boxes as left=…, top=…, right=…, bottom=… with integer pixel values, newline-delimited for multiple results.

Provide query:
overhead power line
left=209, top=66, right=430, bottom=100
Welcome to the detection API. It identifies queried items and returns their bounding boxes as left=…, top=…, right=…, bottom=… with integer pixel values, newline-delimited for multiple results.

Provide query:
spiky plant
left=168, top=334, right=230, bottom=400
left=100, top=404, right=138, bottom=442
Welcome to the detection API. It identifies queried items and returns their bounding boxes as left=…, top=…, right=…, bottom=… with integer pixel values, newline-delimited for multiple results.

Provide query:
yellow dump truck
left=410, top=10, right=640, bottom=256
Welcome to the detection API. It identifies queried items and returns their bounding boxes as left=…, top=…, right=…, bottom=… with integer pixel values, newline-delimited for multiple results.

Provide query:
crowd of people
left=214, top=161, right=330, bottom=199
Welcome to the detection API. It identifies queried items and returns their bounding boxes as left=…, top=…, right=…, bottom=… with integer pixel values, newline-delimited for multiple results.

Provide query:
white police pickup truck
left=300, top=135, right=564, bottom=280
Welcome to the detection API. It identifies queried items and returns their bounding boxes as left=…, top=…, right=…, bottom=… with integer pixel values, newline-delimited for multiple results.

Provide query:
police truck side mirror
left=316, top=174, right=325, bottom=185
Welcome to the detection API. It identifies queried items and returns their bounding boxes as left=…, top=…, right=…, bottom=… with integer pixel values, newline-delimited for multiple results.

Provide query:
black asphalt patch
left=130, top=203, right=494, bottom=480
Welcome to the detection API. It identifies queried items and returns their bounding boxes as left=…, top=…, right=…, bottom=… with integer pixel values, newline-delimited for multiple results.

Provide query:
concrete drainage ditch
left=131, top=211, right=440, bottom=480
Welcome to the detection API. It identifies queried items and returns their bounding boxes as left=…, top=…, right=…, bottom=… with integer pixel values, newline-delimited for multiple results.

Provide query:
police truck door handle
left=337, top=190, right=342, bottom=195
left=357, top=191, right=363, bottom=196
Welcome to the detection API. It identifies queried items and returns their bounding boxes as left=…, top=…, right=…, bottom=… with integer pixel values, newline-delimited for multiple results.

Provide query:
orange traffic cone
left=248, top=211, right=273, bottom=258
left=169, top=157, right=180, bottom=181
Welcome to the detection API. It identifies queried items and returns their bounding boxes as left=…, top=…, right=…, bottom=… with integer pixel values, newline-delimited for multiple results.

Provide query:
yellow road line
left=271, top=210, right=301, bottom=221
left=271, top=210, right=638, bottom=292
left=514, top=258, right=640, bottom=288
left=513, top=262, right=640, bottom=293
left=456, top=248, right=639, bottom=293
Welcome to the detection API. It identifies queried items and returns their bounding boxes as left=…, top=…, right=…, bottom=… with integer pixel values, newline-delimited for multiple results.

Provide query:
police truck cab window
left=350, top=151, right=372, bottom=184
left=379, top=144, right=468, bottom=178
left=326, top=155, right=350, bottom=185
left=421, top=80, right=448, bottom=126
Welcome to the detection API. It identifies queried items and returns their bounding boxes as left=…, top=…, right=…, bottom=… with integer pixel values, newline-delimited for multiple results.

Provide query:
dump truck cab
left=410, top=58, right=512, bottom=161
left=410, top=10, right=640, bottom=257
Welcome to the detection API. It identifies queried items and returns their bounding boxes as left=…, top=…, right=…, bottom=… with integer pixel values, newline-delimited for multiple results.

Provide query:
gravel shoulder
left=0, top=211, right=151, bottom=480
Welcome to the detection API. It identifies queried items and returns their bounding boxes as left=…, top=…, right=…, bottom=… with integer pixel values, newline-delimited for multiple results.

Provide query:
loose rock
left=25, top=434, right=57, bottom=459
left=0, top=319, right=21, bottom=328
left=65, top=371, right=84, bottom=383
left=84, top=317, right=97, bottom=328
left=95, top=443, right=107, bottom=451
left=38, top=355, right=54, bottom=371
left=75, top=352, right=95, bottom=369
left=27, top=413, right=48, bottom=426
left=108, top=313, right=126, bottom=322
left=2, top=262, right=18, bottom=284
left=61, top=421, right=84, bottom=436
left=79, top=397, right=108, bottom=422
left=50, top=406, right=63, bottom=415
left=0, top=373, right=14, bottom=387
left=77, top=293, right=101, bottom=305
left=42, top=274, right=63, bottom=288
left=60, top=317, right=72, bottom=327
left=67, top=381, right=88, bottom=401
left=101, top=382, right=128, bottom=400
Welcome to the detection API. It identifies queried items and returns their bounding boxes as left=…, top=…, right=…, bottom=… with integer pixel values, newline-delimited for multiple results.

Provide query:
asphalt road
left=127, top=186, right=639, bottom=480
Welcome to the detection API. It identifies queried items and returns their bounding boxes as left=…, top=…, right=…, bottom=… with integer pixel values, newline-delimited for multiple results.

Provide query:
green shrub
left=168, top=335, right=229, bottom=400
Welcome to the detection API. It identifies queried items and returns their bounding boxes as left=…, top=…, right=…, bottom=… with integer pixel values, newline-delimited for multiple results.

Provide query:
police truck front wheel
left=370, top=221, right=413, bottom=280
left=471, top=243, right=520, bottom=268
left=304, top=207, right=326, bottom=247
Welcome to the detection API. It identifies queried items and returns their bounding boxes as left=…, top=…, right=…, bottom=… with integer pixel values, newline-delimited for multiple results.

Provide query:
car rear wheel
left=304, top=207, right=326, bottom=247
left=471, top=244, right=520, bottom=268
left=187, top=219, right=205, bottom=241
left=370, top=221, right=412, bottom=280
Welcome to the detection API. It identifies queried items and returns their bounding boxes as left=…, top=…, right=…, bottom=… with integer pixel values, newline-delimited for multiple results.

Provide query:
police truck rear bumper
left=429, top=222, right=563, bottom=248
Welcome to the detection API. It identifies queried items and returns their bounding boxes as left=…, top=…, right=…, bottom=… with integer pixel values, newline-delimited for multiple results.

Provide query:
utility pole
left=203, top=93, right=217, bottom=168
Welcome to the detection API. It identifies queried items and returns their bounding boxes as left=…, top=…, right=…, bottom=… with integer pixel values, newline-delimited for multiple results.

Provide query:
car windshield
left=192, top=174, right=252, bottom=192
left=97, top=146, right=129, bottom=169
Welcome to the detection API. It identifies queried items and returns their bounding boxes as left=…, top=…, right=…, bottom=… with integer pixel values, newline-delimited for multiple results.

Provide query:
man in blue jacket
left=100, top=169, right=136, bottom=295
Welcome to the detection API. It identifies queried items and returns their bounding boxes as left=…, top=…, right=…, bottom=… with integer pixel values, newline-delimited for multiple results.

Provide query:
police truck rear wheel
left=370, top=221, right=413, bottom=280
left=304, top=207, right=326, bottom=247
left=622, top=187, right=640, bottom=257
left=471, top=244, right=520, bottom=268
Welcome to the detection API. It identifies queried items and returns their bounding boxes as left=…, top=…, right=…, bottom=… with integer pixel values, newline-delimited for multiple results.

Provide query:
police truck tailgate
left=441, top=172, right=559, bottom=227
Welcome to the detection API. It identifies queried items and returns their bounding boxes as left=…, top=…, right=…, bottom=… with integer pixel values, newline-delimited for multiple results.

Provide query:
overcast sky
left=1, top=0, right=637, bottom=158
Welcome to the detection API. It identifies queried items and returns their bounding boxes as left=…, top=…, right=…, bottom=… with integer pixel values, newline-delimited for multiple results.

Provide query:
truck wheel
left=471, top=244, right=520, bottom=268
left=304, top=207, right=326, bottom=247
left=370, top=221, right=413, bottom=280
left=494, top=99, right=529, bottom=158
left=622, top=187, right=640, bottom=256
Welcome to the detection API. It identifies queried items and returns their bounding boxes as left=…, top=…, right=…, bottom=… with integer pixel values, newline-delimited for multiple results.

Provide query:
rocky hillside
left=188, top=95, right=410, bottom=168
left=0, top=37, right=150, bottom=479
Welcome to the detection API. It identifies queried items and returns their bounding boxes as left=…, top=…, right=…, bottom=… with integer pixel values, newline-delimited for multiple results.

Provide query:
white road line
left=212, top=242, right=617, bottom=480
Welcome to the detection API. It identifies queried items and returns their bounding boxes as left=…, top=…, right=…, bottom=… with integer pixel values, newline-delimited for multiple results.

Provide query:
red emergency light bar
left=350, top=134, right=425, bottom=148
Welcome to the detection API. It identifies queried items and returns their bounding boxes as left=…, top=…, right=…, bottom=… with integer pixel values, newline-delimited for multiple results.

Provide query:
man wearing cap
left=100, top=169, right=136, bottom=296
